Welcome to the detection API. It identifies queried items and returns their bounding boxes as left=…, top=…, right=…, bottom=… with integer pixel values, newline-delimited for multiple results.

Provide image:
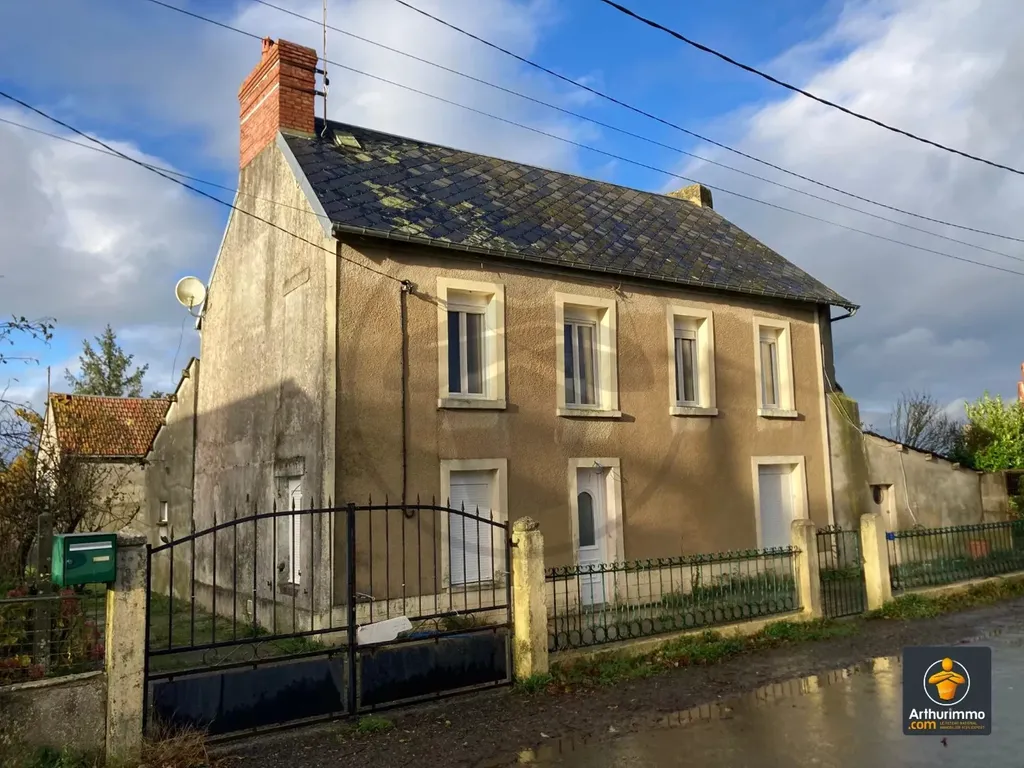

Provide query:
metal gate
left=816, top=525, right=867, bottom=619
left=142, top=500, right=512, bottom=738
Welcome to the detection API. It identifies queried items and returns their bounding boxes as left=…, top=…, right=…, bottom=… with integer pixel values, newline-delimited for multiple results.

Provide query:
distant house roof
left=282, top=119, right=857, bottom=311
left=48, top=393, right=169, bottom=458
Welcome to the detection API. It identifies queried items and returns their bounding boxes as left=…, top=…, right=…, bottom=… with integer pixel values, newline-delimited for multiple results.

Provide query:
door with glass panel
left=576, top=467, right=608, bottom=606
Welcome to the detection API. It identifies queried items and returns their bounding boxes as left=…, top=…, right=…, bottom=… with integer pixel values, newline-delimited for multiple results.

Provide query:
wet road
left=524, top=631, right=1024, bottom=767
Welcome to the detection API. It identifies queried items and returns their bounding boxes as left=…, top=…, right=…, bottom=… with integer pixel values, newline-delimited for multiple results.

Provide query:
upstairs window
left=564, top=314, right=599, bottom=407
left=666, top=307, right=717, bottom=416
left=437, top=278, right=506, bottom=409
left=753, top=317, right=796, bottom=417
left=447, top=297, right=486, bottom=396
left=555, top=293, right=619, bottom=417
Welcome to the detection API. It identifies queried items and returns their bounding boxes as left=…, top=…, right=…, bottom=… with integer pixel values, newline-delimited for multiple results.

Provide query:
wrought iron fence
left=887, top=519, right=1024, bottom=591
left=816, top=526, right=866, bottom=618
left=545, top=547, right=799, bottom=652
left=145, top=498, right=512, bottom=736
left=0, top=587, right=105, bottom=685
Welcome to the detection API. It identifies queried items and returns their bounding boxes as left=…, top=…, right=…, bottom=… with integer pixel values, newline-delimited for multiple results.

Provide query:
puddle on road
left=515, top=656, right=901, bottom=764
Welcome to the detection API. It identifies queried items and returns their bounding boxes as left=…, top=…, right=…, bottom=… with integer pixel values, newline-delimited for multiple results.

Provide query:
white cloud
left=0, top=107, right=221, bottom=330
left=672, top=0, right=1024, bottom=421
left=0, top=0, right=589, bottom=396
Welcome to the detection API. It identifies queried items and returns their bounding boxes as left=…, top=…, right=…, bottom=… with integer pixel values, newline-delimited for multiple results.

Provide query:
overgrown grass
left=542, top=618, right=859, bottom=691
left=354, top=715, right=394, bottom=735
left=147, top=593, right=324, bottom=672
left=514, top=672, right=555, bottom=694
left=869, top=578, right=1024, bottom=620
left=4, top=727, right=223, bottom=768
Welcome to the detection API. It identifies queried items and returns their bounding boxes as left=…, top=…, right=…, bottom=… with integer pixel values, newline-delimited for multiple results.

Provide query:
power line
left=595, top=0, right=1024, bottom=177
left=388, top=0, right=1024, bottom=246
left=135, top=0, right=1024, bottom=278
left=0, top=116, right=331, bottom=220
left=243, top=0, right=1024, bottom=266
left=0, top=90, right=402, bottom=286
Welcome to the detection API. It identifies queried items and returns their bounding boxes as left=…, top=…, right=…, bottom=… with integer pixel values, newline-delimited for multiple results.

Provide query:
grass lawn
left=146, top=593, right=326, bottom=673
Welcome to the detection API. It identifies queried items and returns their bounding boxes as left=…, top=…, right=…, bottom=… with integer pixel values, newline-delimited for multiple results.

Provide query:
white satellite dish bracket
left=175, top=276, right=207, bottom=317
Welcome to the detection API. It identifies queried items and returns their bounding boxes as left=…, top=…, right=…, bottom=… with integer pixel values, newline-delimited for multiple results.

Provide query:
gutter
left=830, top=307, right=858, bottom=323
left=330, top=222, right=860, bottom=314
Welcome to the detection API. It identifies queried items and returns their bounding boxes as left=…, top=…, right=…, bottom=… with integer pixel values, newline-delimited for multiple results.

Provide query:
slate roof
left=283, top=119, right=856, bottom=310
left=49, top=393, right=169, bottom=458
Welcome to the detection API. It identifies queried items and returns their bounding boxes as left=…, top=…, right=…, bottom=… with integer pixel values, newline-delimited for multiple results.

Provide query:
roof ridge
left=290, top=120, right=856, bottom=310
left=50, top=392, right=168, bottom=402
left=316, top=118, right=712, bottom=213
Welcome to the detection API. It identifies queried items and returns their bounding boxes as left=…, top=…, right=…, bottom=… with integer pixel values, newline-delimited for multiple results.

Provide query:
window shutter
left=449, top=471, right=495, bottom=584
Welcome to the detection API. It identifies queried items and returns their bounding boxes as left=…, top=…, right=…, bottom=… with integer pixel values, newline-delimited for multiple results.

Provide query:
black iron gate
left=816, top=525, right=867, bottom=619
left=142, top=500, right=512, bottom=738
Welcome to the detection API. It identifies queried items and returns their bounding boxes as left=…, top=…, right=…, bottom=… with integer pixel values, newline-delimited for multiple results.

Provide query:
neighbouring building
left=153, top=37, right=859, bottom=620
left=827, top=393, right=1010, bottom=530
left=39, top=392, right=168, bottom=534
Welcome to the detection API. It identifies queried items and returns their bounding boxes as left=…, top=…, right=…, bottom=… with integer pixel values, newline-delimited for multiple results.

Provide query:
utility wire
left=134, top=1, right=1024, bottom=278
left=246, top=0, right=1024, bottom=265
left=596, top=0, right=1024, bottom=177
left=0, top=116, right=331, bottom=220
left=0, top=90, right=402, bottom=285
left=389, top=0, right=1024, bottom=246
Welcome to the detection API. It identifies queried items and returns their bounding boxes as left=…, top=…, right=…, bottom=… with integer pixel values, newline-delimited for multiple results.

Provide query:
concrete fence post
left=105, top=532, right=148, bottom=764
left=860, top=512, right=893, bottom=610
left=511, top=517, right=548, bottom=679
left=790, top=519, right=822, bottom=618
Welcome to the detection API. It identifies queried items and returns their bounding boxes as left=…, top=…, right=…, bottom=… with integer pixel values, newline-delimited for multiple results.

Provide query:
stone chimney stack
left=668, top=183, right=714, bottom=209
left=238, top=37, right=319, bottom=169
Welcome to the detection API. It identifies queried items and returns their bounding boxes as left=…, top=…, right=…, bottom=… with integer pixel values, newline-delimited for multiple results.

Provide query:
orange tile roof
left=49, top=393, right=169, bottom=458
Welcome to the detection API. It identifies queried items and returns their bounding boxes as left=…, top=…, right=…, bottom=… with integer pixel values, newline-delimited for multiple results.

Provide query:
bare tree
left=890, top=390, right=964, bottom=456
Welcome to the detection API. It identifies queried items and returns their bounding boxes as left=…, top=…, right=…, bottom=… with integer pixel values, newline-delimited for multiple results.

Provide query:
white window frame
left=439, top=458, right=508, bottom=589
left=752, top=317, right=797, bottom=418
left=750, top=456, right=809, bottom=549
left=437, top=277, right=506, bottom=409
left=555, top=292, right=620, bottom=417
left=666, top=306, right=717, bottom=416
left=275, top=475, right=304, bottom=586
left=158, top=500, right=169, bottom=525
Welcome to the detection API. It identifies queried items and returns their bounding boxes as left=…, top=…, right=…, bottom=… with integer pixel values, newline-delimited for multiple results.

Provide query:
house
left=39, top=392, right=168, bottom=533
left=150, top=37, right=858, bottom=617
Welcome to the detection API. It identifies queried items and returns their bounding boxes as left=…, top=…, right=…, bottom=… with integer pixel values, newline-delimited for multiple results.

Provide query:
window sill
left=758, top=408, right=799, bottom=419
left=670, top=405, right=719, bottom=418
left=438, top=397, right=507, bottom=410
left=557, top=407, right=623, bottom=419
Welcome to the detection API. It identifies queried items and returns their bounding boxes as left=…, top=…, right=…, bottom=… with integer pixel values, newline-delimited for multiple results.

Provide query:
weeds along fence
left=887, top=519, right=1024, bottom=591
left=0, top=587, right=105, bottom=685
left=545, top=547, right=799, bottom=652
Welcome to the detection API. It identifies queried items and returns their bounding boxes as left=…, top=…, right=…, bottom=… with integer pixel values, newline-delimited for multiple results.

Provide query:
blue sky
left=2, top=0, right=1022, bottom=430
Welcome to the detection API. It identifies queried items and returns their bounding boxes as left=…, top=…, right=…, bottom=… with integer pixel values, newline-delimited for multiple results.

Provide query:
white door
left=287, top=477, right=302, bottom=584
left=576, top=468, right=608, bottom=606
left=757, top=465, right=795, bottom=550
left=449, top=470, right=495, bottom=585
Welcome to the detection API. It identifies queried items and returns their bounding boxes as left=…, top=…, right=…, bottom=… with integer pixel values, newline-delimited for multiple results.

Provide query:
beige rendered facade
left=182, top=37, right=854, bottom=616
left=193, top=142, right=838, bottom=579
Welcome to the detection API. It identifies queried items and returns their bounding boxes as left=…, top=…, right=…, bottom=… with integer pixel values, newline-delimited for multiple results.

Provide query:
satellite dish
left=174, top=276, right=207, bottom=312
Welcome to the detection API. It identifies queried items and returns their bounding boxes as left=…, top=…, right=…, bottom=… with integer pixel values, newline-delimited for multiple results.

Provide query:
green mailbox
left=52, top=532, right=117, bottom=587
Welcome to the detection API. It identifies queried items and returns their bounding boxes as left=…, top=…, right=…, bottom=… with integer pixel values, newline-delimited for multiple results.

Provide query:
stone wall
left=0, top=672, right=106, bottom=761
left=828, top=392, right=1010, bottom=531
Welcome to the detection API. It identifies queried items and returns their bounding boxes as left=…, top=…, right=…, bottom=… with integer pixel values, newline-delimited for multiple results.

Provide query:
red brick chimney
left=238, top=37, right=318, bottom=169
